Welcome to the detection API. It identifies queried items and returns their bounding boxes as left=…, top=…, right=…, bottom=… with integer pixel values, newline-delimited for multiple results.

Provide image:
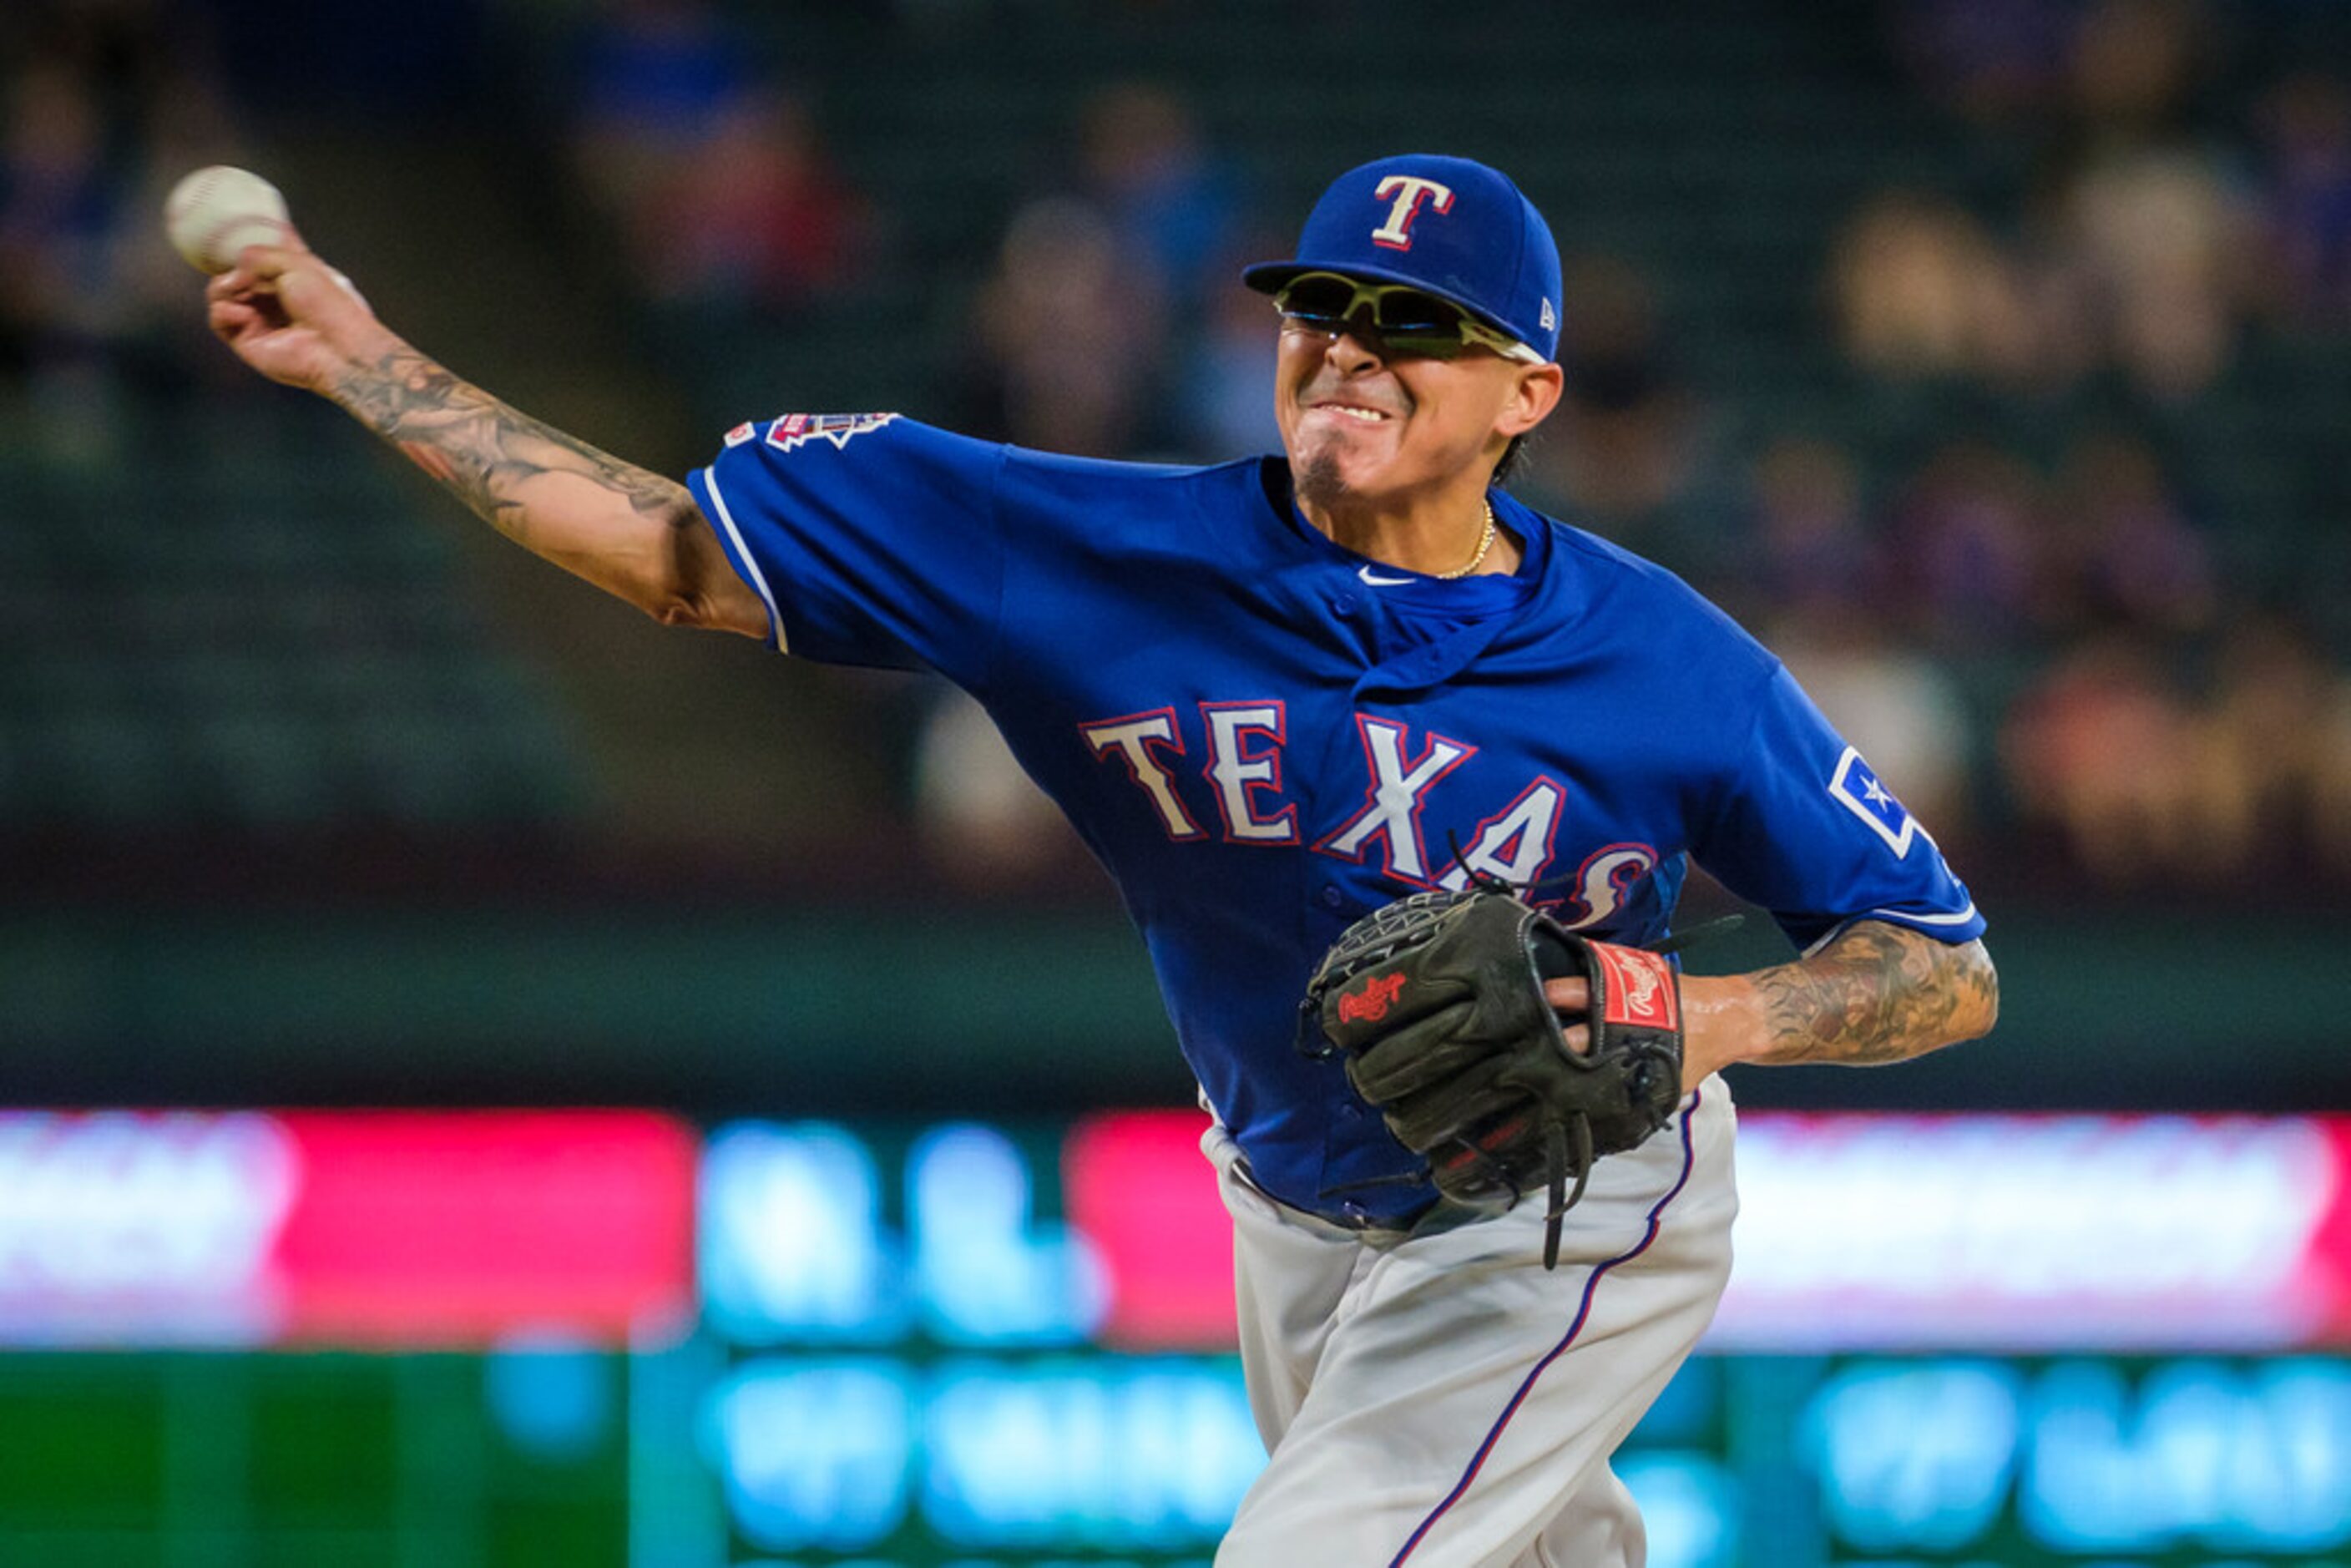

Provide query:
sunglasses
left=1272, top=271, right=1544, bottom=364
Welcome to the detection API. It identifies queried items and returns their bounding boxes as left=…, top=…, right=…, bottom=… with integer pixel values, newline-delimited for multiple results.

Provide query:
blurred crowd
left=1803, top=0, right=2351, bottom=891
left=1859, top=0, right=2351, bottom=390
left=0, top=0, right=260, bottom=457
left=565, top=0, right=877, bottom=317
left=5, top=0, right=2348, bottom=900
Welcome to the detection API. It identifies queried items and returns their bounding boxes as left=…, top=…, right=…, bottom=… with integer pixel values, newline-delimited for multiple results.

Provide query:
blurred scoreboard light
left=1789, top=1354, right=2351, bottom=1559
left=27, top=1105, right=2339, bottom=1360
left=11, top=1106, right=2348, bottom=1563
left=694, top=1116, right=1260, bottom=1559
left=1717, top=1113, right=2351, bottom=1351
left=2017, top=1358, right=2351, bottom=1554
left=0, top=1108, right=695, bottom=1348
left=700, top=1120, right=910, bottom=1345
left=699, top=1120, right=1110, bottom=1348
left=676, top=1108, right=2351, bottom=1562
left=1801, top=1359, right=2025, bottom=1551
left=908, top=1123, right=1110, bottom=1346
left=1042, top=1109, right=2351, bottom=1355
left=698, top=1354, right=1261, bottom=1555
left=1062, top=1109, right=1232, bottom=1348
left=827, top=1108, right=2349, bottom=1358
left=706, top=1357, right=918, bottom=1552
left=917, top=1357, right=1263, bottom=1549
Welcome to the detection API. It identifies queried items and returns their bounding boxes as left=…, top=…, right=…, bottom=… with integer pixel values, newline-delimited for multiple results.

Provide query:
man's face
left=1272, top=291, right=1555, bottom=514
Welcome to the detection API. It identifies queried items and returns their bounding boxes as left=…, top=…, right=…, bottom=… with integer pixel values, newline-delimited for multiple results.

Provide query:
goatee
left=1294, top=451, right=1348, bottom=513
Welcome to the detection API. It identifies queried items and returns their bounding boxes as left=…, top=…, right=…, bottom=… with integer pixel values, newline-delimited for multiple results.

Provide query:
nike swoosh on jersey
left=1358, top=565, right=1416, bottom=586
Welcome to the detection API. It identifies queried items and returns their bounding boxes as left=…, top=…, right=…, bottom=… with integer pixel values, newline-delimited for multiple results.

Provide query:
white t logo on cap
left=1370, top=175, right=1455, bottom=250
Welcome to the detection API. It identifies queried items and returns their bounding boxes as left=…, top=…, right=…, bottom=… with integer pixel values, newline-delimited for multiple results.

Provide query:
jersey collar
left=1257, top=461, right=1551, bottom=614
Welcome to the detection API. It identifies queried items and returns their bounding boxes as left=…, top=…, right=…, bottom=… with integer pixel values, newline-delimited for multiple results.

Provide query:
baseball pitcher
left=204, top=153, right=1997, bottom=1566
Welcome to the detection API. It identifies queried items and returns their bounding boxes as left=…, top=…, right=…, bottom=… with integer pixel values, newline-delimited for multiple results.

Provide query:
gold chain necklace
left=1434, top=500, right=1498, bottom=580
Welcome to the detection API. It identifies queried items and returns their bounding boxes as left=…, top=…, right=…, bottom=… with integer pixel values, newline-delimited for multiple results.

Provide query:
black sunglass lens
left=1371, top=291, right=1462, bottom=336
left=1280, top=279, right=1357, bottom=321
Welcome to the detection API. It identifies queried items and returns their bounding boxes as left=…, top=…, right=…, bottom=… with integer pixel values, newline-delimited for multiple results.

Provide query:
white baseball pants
left=1206, top=1081, right=1738, bottom=1568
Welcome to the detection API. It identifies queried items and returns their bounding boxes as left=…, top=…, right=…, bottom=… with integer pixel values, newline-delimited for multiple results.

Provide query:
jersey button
left=1319, top=885, right=1344, bottom=908
left=1332, top=594, right=1358, bottom=615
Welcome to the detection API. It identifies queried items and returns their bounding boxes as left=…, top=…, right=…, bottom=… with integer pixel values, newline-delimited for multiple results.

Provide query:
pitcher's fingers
left=236, top=234, right=331, bottom=286
left=206, top=266, right=262, bottom=302
left=207, top=297, right=262, bottom=340
left=1543, top=976, right=1590, bottom=1014
left=235, top=243, right=300, bottom=281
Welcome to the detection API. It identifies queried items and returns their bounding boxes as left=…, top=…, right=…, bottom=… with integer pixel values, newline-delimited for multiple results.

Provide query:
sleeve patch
left=764, top=412, right=900, bottom=453
left=1828, top=746, right=1919, bottom=857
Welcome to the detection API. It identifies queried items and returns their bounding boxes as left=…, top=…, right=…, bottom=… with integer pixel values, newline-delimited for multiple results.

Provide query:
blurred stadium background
left=4, top=0, right=2350, bottom=1564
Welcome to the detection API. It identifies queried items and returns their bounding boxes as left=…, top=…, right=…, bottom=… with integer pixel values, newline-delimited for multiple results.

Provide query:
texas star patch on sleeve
left=1828, top=746, right=1921, bottom=857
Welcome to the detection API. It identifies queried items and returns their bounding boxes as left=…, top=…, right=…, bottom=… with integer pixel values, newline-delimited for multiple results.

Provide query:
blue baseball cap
left=1244, top=154, right=1563, bottom=363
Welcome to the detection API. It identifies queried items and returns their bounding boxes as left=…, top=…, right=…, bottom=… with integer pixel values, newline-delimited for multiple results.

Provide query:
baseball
left=164, top=165, right=290, bottom=274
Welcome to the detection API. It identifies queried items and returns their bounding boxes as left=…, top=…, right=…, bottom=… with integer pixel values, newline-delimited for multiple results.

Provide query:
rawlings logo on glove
left=1592, top=944, right=1678, bottom=1030
left=1337, top=973, right=1408, bottom=1024
left=1302, top=884, right=1689, bottom=1268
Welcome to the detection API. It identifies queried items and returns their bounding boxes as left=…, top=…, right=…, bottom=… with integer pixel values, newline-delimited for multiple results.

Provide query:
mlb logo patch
left=1828, top=746, right=1919, bottom=857
left=765, top=412, right=900, bottom=454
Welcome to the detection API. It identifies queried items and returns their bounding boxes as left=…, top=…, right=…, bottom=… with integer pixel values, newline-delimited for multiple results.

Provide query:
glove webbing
left=1440, top=1104, right=1593, bottom=1271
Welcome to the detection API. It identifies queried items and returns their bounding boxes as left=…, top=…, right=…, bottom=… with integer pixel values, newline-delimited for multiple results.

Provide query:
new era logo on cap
left=1242, top=154, right=1565, bottom=363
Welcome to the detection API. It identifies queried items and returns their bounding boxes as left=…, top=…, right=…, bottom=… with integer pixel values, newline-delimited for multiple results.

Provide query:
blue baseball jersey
left=690, top=415, right=1984, bottom=1225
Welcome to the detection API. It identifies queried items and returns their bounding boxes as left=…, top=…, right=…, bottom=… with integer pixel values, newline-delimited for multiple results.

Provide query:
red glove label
left=1592, top=943, right=1680, bottom=1032
left=1338, top=973, right=1408, bottom=1024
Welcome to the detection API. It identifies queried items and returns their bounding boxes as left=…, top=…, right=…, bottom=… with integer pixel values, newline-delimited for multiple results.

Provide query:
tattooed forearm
left=1746, top=924, right=1998, bottom=1067
left=316, top=341, right=755, bottom=630
left=328, top=344, right=694, bottom=554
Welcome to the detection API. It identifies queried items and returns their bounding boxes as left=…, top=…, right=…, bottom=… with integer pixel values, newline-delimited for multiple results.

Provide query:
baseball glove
left=1302, top=884, right=1687, bottom=1268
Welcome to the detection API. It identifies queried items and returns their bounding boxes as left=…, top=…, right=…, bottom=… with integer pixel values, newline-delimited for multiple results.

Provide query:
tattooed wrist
left=1746, top=924, right=1997, bottom=1068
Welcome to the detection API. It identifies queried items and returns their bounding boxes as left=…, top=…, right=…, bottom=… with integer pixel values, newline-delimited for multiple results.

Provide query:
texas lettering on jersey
left=1079, top=701, right=1661, bottom=929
